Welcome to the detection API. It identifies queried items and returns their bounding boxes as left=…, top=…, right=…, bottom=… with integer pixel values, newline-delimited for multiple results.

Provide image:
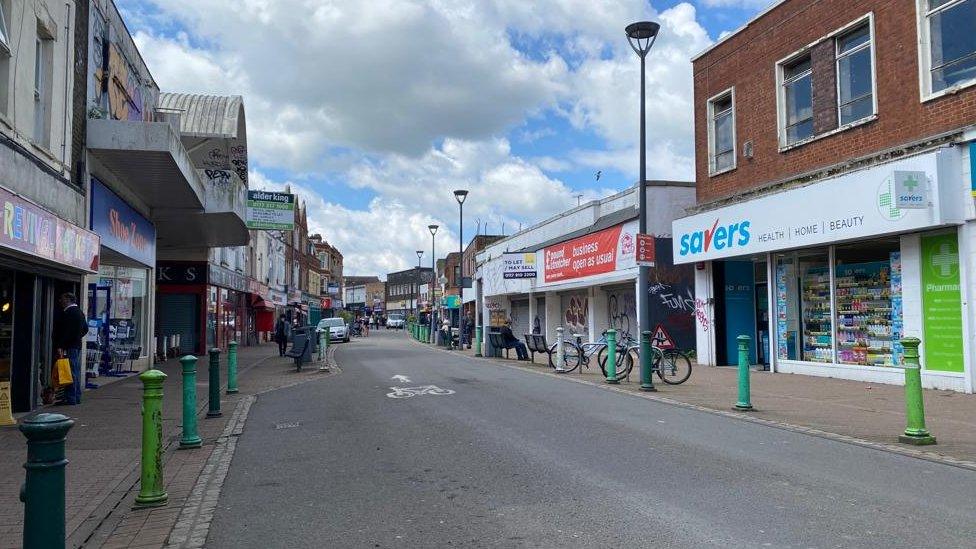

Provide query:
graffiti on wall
left=562, top=294, right=588, bottom=338
left=647, top=238, right=696, bottom=352
left=230, top=144, right=248, bottom=183
left=89, top=2, right=158, bottom=121
left=606, top=288, right=636, bottom=336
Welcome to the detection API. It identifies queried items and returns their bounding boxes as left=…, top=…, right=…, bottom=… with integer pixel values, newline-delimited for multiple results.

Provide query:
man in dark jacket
left=274, top=314, right=288, bottom=356
left=499, top=320, right=528, bottom=360
left=54, top=292, right=88, bottom=405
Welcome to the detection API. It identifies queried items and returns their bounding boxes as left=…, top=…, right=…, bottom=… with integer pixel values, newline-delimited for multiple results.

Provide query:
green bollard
left=899, top=338, right=936, bottom=445
left=135, top=369, right=168, bottom=507
left=475, top=326, right=483, bottom=357
left=226, top=341, right=238, bottom=394
left=207, top=348, right=222, bottom=418
left=640, top=330, right=657, bottom=392
left=179, top=355, right=202, bottom=449
left=735, top=335, right=754, bottom=411
left=605, top=329, right=619, bottom=384
left=19, top=413, right=73, bottom=549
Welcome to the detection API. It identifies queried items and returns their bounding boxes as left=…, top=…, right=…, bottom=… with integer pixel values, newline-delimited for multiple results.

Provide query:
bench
left=522, top=333, right=550, bottom=362
left=486, top=332, right=511, bottom=359
left=285, top=335, right=312, bottom=371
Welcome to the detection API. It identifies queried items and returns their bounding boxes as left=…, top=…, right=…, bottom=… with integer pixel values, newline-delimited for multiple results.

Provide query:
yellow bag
left=55, top=358, right=73, bottom=386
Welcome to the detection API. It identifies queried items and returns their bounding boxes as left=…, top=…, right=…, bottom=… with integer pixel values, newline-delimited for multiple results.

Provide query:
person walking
left=54, top=292, right=88, bottom=405
left=274, top=314, right=288, bottom=356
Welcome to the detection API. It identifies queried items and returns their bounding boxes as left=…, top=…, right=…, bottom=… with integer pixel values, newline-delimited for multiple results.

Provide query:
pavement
left=207, top=330, right=976, bottom=548
left=444, top=338, right=976, bottom=467
left=0, top=341, right=337, bottom=549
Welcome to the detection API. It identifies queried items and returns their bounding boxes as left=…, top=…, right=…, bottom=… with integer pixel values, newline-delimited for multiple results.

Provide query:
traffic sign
left=652, top=323, right=675, bottom=349
left=636, top=233, right=655, bottom=267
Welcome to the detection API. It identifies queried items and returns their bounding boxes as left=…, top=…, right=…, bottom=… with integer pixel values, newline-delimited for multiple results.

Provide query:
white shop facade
left=673, top=147, right=976, bottom=392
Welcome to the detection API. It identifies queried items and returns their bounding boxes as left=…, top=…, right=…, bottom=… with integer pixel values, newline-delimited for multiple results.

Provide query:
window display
left=834, top=240, right=900, bottom=367
left=799, top=252, right=832, bottom=363
left=97, top=265, right=148, bottom=356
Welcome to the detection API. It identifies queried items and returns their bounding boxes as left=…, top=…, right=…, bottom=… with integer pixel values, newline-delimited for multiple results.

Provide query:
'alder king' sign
left=246, top=191, right=295, bottom=230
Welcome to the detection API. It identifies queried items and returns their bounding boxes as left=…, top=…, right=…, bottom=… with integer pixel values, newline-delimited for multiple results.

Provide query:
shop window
left=780, top=55, right=813, bottom=145
left=918, top=0, right=976, bottom=98
left=798, top=251, right=832, bottom=363
left=834, top=239, right=902, bottom=367
left=707, top=88, right=736, bottom=175
left=97, top=266, right=148, bottom=357
left=836, top=23, right=874, bottom=125
left=774, top=255, right=799, bottom=360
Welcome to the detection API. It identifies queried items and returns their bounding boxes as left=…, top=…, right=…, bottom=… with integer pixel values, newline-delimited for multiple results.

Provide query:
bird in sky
left=595, top=170, right=602, bottom=181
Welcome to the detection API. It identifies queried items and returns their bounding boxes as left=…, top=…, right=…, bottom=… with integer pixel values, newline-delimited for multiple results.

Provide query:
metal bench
left=285, top=334, right=312, bottom=371
left=522, top=333, right=550, bottom=362
left=486, top=332, right=511, bottom=359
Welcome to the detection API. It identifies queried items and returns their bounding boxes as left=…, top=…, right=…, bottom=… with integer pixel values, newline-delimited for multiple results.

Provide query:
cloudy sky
left=119, top=0, right=770, bottom=276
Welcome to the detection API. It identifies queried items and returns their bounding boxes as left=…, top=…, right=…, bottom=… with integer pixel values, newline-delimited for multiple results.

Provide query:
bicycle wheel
left=598, top=346, right=630, bottom=381
left=548, top=342, right=581, bottom=372
left=657, top=350, right=692, bottom=384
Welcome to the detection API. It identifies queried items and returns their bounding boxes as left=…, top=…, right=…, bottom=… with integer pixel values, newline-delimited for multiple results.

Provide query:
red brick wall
left=694, top=0, right=976, bottom=204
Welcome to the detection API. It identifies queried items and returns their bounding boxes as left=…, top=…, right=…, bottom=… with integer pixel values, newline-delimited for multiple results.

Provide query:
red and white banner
left=543, top=221, right=637, bottom=283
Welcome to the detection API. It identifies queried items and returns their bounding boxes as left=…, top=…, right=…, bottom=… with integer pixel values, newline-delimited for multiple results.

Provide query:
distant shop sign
left=502, top=252, right=537, bottom=279
left=246, top=191, right=295, bottom=230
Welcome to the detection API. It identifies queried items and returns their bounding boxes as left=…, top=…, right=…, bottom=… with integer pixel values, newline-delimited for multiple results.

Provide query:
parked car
left=317, top=317, right=349, bottom=343
left=386, top=313, right=405, bottom=329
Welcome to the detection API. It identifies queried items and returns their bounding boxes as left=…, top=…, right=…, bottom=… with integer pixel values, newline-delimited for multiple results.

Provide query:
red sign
left=652, top=324, right=676, bottom=349
left=636, top=233, right=655, bottom=267
left=1, top=185, right=100, bottom=272
left=544, top=225, right=624, bottom=283
left=321, top=297, right=332, bottom=309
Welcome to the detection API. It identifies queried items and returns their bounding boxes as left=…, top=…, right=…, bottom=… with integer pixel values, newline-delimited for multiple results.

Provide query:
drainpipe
left=60, top=2, right=71, bottom=170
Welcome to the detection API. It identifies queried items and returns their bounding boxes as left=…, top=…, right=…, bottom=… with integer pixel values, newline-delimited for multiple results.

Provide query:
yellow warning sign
left=0, top=381, right=15, bottom=426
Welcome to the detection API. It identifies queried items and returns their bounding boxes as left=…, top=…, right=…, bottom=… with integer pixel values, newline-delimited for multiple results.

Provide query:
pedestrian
left=461, top=313, right=474, bottom=349
left=54, top=292, right=88, bottom=405
left=274, top=314, right=288, bottom=356
left=499, top=320, right=528, bottom=360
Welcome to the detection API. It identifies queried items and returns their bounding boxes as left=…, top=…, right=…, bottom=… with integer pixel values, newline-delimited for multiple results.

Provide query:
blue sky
left=118, top=0, right=769, bottom=275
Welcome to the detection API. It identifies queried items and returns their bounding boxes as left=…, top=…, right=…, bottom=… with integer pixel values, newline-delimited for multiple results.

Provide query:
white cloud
left=699, top=0, right=773, bottom=8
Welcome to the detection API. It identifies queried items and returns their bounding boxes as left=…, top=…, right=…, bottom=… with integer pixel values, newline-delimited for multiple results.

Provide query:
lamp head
left=428, top=224, right=439, bottom=236
left=453, top=189, right=469, bottom=205
left=625, top=21, right=660, bottom=57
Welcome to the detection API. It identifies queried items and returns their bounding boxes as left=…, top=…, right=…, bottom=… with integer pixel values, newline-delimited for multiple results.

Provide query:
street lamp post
left=415, top=250, right=424, bottom=319
left=453, top=189, right=468, bottom=345
left=626, top=20, right=660, bottom=392
left=428, top=224, right=439, bottom=344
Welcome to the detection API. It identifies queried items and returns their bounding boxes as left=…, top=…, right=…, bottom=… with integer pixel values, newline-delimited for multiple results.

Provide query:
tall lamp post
left=626, top=20, right=660, bottom=392
left=428, top=224, right=439, bottom=344
left=453, top=189, right=468, bottom=338
left=415, top=250, right=424, bottom=319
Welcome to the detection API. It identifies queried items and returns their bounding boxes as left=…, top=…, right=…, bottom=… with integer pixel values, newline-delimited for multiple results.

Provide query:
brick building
left=674, top=0, right=976, bottom=392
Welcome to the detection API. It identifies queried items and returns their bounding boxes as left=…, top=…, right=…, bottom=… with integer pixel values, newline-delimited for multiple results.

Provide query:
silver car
left=317, top=317, right=349, bottom=343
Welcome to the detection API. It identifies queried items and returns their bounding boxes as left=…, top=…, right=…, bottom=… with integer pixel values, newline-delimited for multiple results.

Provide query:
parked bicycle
left=621, top=336, right=693, bottom=385
left=547, top=330, right=631, bottom=378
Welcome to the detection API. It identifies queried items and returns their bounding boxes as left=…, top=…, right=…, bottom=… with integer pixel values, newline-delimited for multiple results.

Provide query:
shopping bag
left=55, top=358, right=73, bottom=386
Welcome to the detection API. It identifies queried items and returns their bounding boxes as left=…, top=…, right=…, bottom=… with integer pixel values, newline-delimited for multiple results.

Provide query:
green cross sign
left=902, top=174, right=919, bottom=192
left=932, top=243, right=958, bottom=278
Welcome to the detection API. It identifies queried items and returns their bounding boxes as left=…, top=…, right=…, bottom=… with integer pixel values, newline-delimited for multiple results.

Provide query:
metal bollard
left=898, top=337, right=936, bottom=445
left=555, top=326, right=565, bottom=372
left=135, top=369, right=168, bottom=507
left=226, top=341, right=238, bottom=394
left=319, top=331, right=330, bottom=372
left=475, top=326, right=483, bottom=357
left=179, top=355, right=202, bottom=449
left=640, top=330, right=657, bottom=392
left=19, top=413, right=73, bottom=549
left=207, top=348, right=222, bottom=418
left=735, top=335, right=754, bottom=411
left=605, top=329, right=619, bottom=384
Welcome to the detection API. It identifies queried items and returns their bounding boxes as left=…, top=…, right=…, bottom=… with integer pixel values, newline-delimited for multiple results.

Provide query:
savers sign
left=543, top=221, right=637, bottom=283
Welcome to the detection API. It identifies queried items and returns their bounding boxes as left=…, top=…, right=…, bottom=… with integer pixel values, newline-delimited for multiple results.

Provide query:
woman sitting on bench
left=500, top=321, right=529, bottom=361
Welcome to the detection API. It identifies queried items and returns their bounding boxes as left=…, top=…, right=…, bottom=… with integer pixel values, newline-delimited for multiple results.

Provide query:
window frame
left=916, top=0, right=976, bottom=102
left=834, top=16, right=877, bottom=127
left=706, top=87, right=736, bottom=176
left=777, top=53, right=814, bottom=147
left=0, top=2, right=9, bottom=54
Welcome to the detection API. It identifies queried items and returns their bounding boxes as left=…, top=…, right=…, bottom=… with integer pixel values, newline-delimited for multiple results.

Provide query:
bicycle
left=622, top=336, right=693, bottom=385
left=548, top=331, right=632, bottom=378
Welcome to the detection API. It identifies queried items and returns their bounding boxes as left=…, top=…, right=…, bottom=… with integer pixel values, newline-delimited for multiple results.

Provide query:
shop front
left=209, top=264, right=248, bottom=351
left=248, top=280, right=274, bottom=344
left=157, top=262, right=207, bottom=356
left=89, top=179, right=156, bottom=373
left=674, top=147, right=973, bottom=392
left=0, top=185, right=100, bottom=414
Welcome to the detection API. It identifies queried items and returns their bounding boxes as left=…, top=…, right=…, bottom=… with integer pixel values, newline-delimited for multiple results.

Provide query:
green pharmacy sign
left=921, top=233, right=964, bottom=373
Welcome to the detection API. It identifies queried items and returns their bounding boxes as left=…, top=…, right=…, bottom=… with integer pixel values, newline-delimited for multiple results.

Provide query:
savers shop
left=672, top=147, right=976, bottom=393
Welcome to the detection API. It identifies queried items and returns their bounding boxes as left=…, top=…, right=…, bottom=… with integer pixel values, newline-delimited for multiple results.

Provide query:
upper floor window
left=781, top=56, right=813, bottom=145
left=0, top=2, right=9, bottom=52
left=707, top=88, right=735, bottom=175
left=836, top=24, right=874, bottom=125
left=919, top=0, right=976, bottom=98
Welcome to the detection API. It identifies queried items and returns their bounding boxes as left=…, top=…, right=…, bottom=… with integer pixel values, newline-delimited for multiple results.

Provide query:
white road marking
left=391, top=375, right=412, bottom=383
left=386, top=385, right=455, bottom=399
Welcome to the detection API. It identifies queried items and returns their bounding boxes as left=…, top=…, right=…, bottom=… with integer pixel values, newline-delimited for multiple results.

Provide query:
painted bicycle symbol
left=386, top=385, right=456, bottom=399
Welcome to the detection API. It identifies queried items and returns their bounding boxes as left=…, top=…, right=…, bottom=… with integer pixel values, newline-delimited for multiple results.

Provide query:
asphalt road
left=208, top=330, right=976, bottom=548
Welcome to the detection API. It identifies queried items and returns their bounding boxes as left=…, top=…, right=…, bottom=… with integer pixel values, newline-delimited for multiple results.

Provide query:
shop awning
left=251, top=294, right=274, bottom=311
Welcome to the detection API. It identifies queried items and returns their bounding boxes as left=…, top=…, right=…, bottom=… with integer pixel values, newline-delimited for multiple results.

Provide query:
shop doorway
left=714, top=261, right=758, bottom=366
left=754, top=261, right=769, bottom=368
